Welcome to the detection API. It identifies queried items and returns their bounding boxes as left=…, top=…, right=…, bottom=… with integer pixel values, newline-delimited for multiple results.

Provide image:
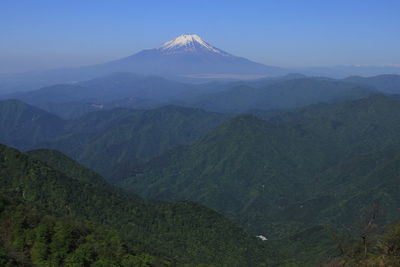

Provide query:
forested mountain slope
left=0, top=99, right=230, bottom=181
left=119, top=95, right=400, bottom=239
left=0, top=144, right=283, bottom=266
left=39, top=105, right=231, bottom=180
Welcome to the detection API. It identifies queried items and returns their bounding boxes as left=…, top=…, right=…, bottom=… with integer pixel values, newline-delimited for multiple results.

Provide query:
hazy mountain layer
left=0, top=99, right=64, bottom=150
left=6, top=73, right=386, bottom=119
left=184, top=78, right=375, bottom=112
left=343, top=74, right=400, bottom=94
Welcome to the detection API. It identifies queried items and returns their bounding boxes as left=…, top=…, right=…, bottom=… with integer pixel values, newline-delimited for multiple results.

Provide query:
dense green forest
left=0, top=193, right=166, bottom=266
left=0, top=144, right=285, bottom=266
left=118, top=95, right=400, bottom=255
left=39, top=105, right=231, bottom=181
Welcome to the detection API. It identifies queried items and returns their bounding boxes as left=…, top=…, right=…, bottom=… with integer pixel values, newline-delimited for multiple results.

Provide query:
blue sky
left=1, top=0, right=399, bottom=72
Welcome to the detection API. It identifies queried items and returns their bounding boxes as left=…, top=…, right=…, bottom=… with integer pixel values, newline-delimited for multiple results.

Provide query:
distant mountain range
left=184, top=78, right=374, bottom=112
left=297, top=65, right=400, bottom=79
left=343, top=74, right=400, bottom=94
left=6, top=72, right=397, bottom=119
left=7, top=72, right=195, bottom=104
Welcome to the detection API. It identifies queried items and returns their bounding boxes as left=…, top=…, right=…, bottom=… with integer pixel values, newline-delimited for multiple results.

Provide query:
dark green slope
left=308, top=146, right=400, bottom=226
left=271, top=225, right=340, bottom=266
left=0, top=99, right=64, bottom=150
left=0, top=144, right=282, bottom=266
left=119, top=95, right=400, bottom=239
left=270, top=94, right=400, bottom=153
left=0, top=193, right=166, bottom=266
left=26, top=149, right=110, bottom=188
left=40, top=105, right=230, bottom=181
left=185, top=78, right=375, bottom=113
left=122, top=114, right=325, bottom=211
left=262, top=145, right=400, bottom=240
left=119, top=114, right=329, bottom=236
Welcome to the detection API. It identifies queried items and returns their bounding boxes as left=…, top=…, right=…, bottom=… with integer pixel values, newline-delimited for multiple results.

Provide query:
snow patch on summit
left=159, top=34, right=228, bottom=55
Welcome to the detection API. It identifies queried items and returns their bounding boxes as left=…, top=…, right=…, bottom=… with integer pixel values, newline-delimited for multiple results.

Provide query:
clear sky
left=1, top=0, right=399, bottom=73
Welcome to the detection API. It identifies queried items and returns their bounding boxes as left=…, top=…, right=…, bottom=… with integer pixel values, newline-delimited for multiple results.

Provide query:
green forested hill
left=0, top=99, right=64, bottom=150
left=26, top=148, right=117, bottom=190
left=119, top=95, right=400, bottom=241
left=0, top=99, right=230, bottom=181
left=40, top=105, right=231, bottom=181
left=0, top=144, right=283, bottom=266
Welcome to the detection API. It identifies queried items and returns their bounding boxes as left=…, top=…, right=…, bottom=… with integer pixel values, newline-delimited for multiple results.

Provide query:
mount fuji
left=0, top=34, right=287, bottom=93
left=100, top=34, right=286, bottom=77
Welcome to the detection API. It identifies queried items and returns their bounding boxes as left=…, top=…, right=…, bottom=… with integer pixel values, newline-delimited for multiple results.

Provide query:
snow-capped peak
left=159, top=34, right=225, bottom=54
